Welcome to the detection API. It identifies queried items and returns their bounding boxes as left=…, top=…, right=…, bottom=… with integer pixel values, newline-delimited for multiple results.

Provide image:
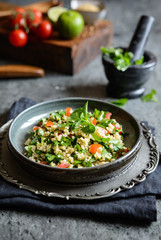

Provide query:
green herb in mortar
left=101, top=46, right=144, bottom=71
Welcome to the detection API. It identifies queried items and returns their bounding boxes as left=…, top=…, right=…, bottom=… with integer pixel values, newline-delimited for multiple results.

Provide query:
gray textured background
left=0, top=0, right=161, bottom=239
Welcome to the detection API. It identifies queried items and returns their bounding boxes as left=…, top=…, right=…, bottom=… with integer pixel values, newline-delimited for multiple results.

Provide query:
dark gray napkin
left=1, top=97, right=160, bottom=222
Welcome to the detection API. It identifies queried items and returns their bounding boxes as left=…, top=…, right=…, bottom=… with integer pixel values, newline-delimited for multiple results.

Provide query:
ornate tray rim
left=0, top=120, right=159, bottom=200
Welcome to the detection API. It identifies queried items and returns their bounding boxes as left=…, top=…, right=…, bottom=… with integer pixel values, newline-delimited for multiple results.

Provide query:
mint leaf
left=70, top=101, right=88, bottom=121
left=141, top=89, right=158, bottom=102
left=135, top=56, right=144, bottom=65
left=92, top=133, right=102, bottom=142
left=82, top=123, right=95, bottom=134
left=110, top=98, right=128, bottom=106
left=45, top=153, right=55, bottom=161
left=60, top=136, right=72, bottom=146
left=101, top=46, right=144, bottom=71
left=30, top=136, right=38, bottom=145
left=93, top=108, right=101, bottom=119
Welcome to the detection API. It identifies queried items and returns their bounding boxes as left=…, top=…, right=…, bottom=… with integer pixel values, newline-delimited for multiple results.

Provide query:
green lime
left=58, top=10, right=84, bottom=39
left=47, top=7, right=68, bottom=27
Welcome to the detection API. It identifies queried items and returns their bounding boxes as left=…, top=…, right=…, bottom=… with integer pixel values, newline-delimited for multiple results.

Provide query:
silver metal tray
left=0, top=120, right=159, bottom=200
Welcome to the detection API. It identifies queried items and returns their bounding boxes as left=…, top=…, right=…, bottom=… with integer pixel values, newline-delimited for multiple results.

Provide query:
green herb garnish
left=82, top=123, right=95, bottom=134
left=70, top=101, right=88, bottom=121
left=101, top=46, right=144, bottom=71
left=141, top=89, right=158, bottom=102
left=110, top=98, right=128, bottom=106
left=69, top=102, right=96, bottom=133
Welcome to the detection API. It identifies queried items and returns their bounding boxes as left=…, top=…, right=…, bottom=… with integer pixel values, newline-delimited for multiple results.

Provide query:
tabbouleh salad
left=24, top=102, right=129, bottom=168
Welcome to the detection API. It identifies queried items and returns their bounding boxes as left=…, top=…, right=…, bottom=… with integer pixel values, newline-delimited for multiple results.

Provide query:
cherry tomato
left=15, top=7, right=26, bottom=14
left=28, top=19, right=41, bottom=34
left=35, top=20, right=53, bottom=39
left=26, top=9, right=43, bottom=28
left=57, top=163, right=70, bottom=168
left=10, top=8, right=26, bottom=30
left=66, top=107, right=72, bottom=116
left=9, top=29, right=28, bottom=47
left=105, top=112, right=112, bottom=119
left=90, top=144, right=102, bottom=154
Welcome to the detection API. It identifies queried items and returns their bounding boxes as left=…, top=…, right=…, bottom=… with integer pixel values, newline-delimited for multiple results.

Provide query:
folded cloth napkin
left=0, top=97, right=161, bottom=223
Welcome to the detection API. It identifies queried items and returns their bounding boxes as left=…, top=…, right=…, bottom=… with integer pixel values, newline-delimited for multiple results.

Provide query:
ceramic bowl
left=7, top=98, right=142, bottom=185
left=70, top=0, right=107, bottom=25
left=102, top=49, right=157, bottom=98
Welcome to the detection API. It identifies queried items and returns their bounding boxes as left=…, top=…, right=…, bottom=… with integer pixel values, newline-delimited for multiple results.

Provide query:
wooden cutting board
left=0, top=1, right=113, bottom=75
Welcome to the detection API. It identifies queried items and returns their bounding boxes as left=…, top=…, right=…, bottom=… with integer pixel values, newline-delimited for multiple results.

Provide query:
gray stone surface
left=0, top=0, right=161, bottom=239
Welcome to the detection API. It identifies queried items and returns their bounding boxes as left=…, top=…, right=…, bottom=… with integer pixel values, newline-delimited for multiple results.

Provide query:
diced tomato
left=57, top=162, right=70, bottom=168
left=116, top=149, right=123, bottom=158
left=113, top=124, right=122, bottom=134
left=33, top=126, right=39, bottom=131
left=90, top=144, right=102, bottom=154
left=113, top=124, right=121, bottom=130
left=46, top=121, right=54, bottom=127
left=92, top=118, right=97, bottom=125
left=124, top=148, right=129, bottom=153
left=40, top=161, right=47, bottom=165
left=105, top=112, right=112, bottom=119
left=66, top=107, right=72, bottom=116
left=116, top=148, right=129, bottom=158
left=69, top=134, right=73, bottom=138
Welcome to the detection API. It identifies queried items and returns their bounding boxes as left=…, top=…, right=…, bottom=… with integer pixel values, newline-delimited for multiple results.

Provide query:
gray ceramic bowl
left=7, top=98, right=142, bottom=185
left=70, top=0, right=107, bottom=25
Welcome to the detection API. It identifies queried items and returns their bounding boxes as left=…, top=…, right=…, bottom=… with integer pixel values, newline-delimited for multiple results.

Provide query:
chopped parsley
left=101, top=46, right=144, bottom=71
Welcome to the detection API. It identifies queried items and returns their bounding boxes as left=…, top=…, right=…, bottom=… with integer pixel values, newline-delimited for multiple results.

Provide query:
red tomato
left=35, top=20, right=53, bottom=39
left=26, top=9, right=43, bottom=27
left=57, top=163, right=70, bottom=168
left=116, top=149, right=129, bottom=158
left=40, top=161, right=47, bottom=165
left=105, top=112, right=112, bottom=119
left=15, top=7, right=26, bottom=14
left=28, top=19, right=41, bottom=34
left=66, top=107, right=72, bottom=116
left=113, top=124, right=121, bottom=130
left=92, top=118, right=97, bottom=125
left=9, top=29, right=28, bottom=47
left=10, top=8, right=26, bottom=30
left=113, top=124, right=122, bottom=134
left=33, top=126, right=39, bottom=131
left=90, top=144, right=102, bottom=154
left=46, top=121, right=54, bottom=127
